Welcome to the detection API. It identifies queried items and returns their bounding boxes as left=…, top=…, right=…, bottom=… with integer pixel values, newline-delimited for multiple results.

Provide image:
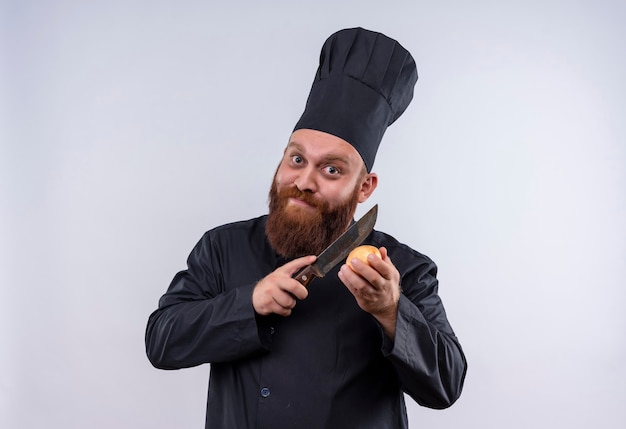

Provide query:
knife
left=292, top=204, right=378, bottom=287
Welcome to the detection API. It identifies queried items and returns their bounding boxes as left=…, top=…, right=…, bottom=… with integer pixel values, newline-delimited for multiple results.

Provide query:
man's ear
left=358, top=173, right=378, bottom=203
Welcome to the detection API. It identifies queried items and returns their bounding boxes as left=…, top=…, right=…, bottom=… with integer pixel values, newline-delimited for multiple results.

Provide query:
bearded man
left=146, top=27, right=467, bottom=429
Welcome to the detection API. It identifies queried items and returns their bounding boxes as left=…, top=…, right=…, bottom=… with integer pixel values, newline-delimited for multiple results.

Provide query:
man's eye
left=291, top=155, right=303, bottom=164
left=324, top=166, right=339, bottom=175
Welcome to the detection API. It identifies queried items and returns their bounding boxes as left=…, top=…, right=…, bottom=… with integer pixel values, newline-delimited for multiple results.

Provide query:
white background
left=2, top=1, right=625, bottom=428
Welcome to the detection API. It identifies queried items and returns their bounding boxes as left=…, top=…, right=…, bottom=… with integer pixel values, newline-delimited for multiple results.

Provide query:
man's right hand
left=252, top=255, right=316, bottom=316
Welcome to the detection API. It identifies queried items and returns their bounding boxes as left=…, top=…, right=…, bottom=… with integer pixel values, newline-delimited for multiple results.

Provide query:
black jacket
left=146, top=216, right=467, bottom=428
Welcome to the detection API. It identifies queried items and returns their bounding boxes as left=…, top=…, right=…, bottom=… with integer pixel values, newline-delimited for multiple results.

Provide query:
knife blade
left=292, top=204, right=378, bottom=287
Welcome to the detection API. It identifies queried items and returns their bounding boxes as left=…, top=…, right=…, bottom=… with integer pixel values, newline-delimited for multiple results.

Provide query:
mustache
left=275, top=186, right=326, bottom=210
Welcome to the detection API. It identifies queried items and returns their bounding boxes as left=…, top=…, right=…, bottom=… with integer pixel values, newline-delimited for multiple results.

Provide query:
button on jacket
left=146, top=216, right=467, bottom=428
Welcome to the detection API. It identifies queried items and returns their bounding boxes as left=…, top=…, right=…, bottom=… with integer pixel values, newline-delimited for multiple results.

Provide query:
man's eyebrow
left=286, top=141, right=305, bottom=152
left=321, top=154, right=350, bottom=165
left=286, top=141, right=351, bottom=165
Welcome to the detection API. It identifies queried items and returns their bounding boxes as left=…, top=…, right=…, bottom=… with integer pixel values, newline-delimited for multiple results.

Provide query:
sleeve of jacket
left=382, top=253, right=467, bottom=409
left=145, top=231, right=268, bottom=370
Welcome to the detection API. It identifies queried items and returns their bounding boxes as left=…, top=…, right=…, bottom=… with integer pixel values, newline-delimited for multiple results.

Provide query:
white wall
left=2, top=1, right=625, bottom=428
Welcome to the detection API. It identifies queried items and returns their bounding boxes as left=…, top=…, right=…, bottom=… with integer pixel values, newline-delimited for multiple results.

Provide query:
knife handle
left=293, top=265, right=316, bottom=287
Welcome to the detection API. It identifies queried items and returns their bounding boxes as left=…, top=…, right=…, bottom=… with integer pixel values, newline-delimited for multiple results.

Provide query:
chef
left=146, top=27, right=467, bottom=429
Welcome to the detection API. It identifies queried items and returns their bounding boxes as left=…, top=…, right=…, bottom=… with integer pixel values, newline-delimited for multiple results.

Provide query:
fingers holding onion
left=346, top=245, right=381, bottom=270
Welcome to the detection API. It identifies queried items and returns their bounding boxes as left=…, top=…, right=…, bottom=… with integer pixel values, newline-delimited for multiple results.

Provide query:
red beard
left=265, top=180, right=360, bottom=258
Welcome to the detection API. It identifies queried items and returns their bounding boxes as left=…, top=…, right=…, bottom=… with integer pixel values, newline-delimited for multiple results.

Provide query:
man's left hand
left=338, top=247, right=400, bottom=340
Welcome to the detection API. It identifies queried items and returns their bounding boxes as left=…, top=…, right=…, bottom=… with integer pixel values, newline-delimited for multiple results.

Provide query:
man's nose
left=294, top=167, right=317, bottom=193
